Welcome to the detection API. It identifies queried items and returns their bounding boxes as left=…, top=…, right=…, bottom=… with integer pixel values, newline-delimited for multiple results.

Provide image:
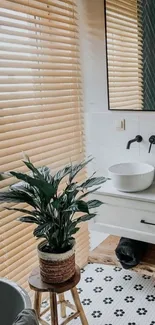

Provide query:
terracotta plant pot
left=37, top=241, right=76, bottom=284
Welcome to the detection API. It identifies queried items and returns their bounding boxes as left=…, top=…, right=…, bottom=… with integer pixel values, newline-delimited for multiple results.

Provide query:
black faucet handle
left=135, top=135, right=143, bottom=143
left=148, top=135, right=155, bottom=153
left=126, top=135, right=143, bottom=149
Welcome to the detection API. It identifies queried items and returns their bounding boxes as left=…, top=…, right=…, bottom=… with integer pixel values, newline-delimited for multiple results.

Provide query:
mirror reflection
left=105, top=0, right=155, bottom=111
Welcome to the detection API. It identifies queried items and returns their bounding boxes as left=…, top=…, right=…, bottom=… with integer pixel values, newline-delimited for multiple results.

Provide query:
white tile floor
left=41, top=232, right=155, bottom=325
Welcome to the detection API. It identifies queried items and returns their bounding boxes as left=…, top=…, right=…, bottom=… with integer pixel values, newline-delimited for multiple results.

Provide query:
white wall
left=79, top=0, right=155, bottom=177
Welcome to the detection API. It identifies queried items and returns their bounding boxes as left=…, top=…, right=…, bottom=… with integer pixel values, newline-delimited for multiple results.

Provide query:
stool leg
left=71, top=287, right=88, bottom=325
left=50, top=292, right=58, bottom=325
left=59, top=293, right=66, bottom=318
left=34, top=292, right=41, bottom=319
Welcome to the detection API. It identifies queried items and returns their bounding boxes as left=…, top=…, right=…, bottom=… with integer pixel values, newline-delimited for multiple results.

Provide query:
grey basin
left=0, top=278, right=31, bottom=325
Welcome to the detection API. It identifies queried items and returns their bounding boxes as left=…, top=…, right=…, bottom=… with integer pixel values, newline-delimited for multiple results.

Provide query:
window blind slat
left=31, top=0, right=77, bottom=12
left=108, top=51, right=142, bottom=59
left=0, top=125, right=82, bottom=150
left=0, top=248, right=37, bottom=272
left=0, top=76, right=81, bottom=85
left=0, top=89, right=81, bottom=102
left=1, top=0, right=77, bottom=26
left=7, top=0, right=77, bottom=18
left=9, top=0, right=77, bottom=13
left=109, top=77, right=142, bottom=82
left=107, top=21, right=142, bottom=35
left=0, top=29, right=78, bottom=45
left=0, top=114, right=81, bottom=133
left=107, top=38, right=142, bottom=49
left=0, top=237, right=34, bottom=259
left=0, top=37, right=78, bottom=52
left=0, top=9, right=77, bottom=32
left=0, top=84, right=81, bottom=93
left=107, top=29, right=141, bottom=41
left=0, top=134, right=81, bottom=162
left=0, top=106, right=79, bottom=121
left=0, top=19, right=78, bottom=40
left=0, top=137, right=81, bottom=167
left=11, top=261, right=38, bottom=283
left=0, top=0, right=88, bottom=294
left=107, top=14, right=141, bottom=31
left=106, top=0, right=143, bottom=110
left=106, top=1, right=142, bottom=18
left=0, top=257, right=38, bottom=279
left=0, top=101, right=81, bottom=116
left=0, top=69, right=80, bottom=77
left=0, top=54, right=79, bottom=64
left=0, top=95, right=82, bottom=109
left=0, top=119, right=82, bottom=141
left=0, top=45, right=80, bottom=58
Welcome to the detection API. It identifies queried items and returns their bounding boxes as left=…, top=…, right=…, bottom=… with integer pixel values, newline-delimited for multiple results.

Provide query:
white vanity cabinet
left=92, top=181, right=155, bottom=244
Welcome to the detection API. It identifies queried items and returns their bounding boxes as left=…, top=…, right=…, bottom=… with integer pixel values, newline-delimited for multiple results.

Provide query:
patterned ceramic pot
left=37, top=241, right=75, bottom=284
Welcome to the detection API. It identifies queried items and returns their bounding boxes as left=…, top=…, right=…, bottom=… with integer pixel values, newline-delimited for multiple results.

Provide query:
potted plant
left=0, top=156, right=107, bottom=283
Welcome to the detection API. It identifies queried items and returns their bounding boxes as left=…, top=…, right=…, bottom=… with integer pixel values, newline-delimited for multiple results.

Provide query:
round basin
left=108, top=162, right=154, bottom=192
left=0, top=278, right=31, bottom=325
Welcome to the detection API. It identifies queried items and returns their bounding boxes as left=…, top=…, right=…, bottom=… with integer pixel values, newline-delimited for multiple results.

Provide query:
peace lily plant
left=0, top=156, right=107, bottom=283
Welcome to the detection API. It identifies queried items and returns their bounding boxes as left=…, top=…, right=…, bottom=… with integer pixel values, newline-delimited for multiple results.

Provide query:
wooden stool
left=28, top=265, right=88, bottom=325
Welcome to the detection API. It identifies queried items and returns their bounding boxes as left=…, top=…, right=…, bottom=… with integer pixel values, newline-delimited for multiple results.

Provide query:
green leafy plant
left=0, top=157, right=107, bottom=253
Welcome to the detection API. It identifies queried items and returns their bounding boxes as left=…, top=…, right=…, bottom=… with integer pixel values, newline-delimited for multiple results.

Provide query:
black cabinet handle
left=141, top=219, right=155, bottom=226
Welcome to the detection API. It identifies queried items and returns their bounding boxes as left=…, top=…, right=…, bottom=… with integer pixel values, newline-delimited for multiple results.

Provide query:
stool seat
left=28, top=265, right=88, bottom=325
left=29, top=265, right=80, bottom=294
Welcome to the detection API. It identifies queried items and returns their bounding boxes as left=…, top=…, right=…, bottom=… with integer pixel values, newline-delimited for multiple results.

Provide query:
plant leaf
left=65, top=200, right=89, bottom=214
left=70, top=227, right=80, bottom=235
left=33, top=223, right=52, bottom=237
left=80, top=177, right=108, bottom=189
left=65, top=183, right=78, bottom=205
left=76, top=200, right=89, bottom=214
left=10, top=171, right=56, bottom=199
left=18, top=216, right=40, bottom=224
left=69, top=157, right=93, bottom=183
left=0, top=190, right=36, bottom=207
left=37, top=166, right=53, bottom=183
left=76, top=213, right=96, bottom=224
left=87, top=199, right=103, bottom=209
left=23, top=156, right=52, bottom=183
left=52, top=229, right=59, bottom=239
left=54, top=165, right=72, bottom=182
left=23, top=159, right=41, bottom=176
left=78, top=187, right=101, bottom=200
left=5, top=206, right=40, bottom=216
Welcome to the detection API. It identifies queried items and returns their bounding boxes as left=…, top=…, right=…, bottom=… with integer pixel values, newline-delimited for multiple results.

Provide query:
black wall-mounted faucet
left=148, top=135, right=155, bottom=153
left=126, top=135, right=143, bottom=150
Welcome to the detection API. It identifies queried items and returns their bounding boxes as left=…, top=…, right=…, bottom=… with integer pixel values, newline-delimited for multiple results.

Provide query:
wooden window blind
left=105, top=0, right=143, bottom=110
left=0, top=0, right=89, bottom=296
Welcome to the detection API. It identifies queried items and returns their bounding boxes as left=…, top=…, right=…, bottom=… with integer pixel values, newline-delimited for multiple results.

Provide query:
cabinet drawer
left=96, top=204, right=155, bottom=235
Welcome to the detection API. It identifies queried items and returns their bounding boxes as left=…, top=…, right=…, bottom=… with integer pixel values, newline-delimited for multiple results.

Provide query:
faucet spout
left=126, top=139, right=135, bottom=149
left=126, top=135, right=143, bottom=150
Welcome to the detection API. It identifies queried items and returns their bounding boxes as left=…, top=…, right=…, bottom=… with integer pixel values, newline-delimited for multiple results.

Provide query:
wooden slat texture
left=0, top=0, right=89, bottom=299
left=106, top=0, right=144, bottom=110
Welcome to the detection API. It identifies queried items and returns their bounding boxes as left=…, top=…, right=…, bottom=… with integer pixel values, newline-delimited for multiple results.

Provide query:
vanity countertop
left=96, top=180, right=155, bottom=204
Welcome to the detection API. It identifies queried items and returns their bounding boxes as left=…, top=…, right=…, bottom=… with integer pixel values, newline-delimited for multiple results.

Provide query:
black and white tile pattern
left=41, top=263, right=155, bottom=324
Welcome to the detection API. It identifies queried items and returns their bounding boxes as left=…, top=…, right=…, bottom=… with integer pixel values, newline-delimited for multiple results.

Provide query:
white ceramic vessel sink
left=108, top=162, right=154, bottom=192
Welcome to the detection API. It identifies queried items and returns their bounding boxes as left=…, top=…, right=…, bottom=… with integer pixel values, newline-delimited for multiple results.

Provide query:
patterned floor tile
left=41, top=263, right=155, bottom=324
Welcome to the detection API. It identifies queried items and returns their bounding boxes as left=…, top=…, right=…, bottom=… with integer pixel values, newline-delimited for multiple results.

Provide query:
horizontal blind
left=0, top=0, right=88, bottom=295
left=105, top=0, right=144, bottom=110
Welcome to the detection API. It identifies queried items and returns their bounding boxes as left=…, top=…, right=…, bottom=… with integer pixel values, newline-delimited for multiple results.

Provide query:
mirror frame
left=104, top=0, right=151, bottom=112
